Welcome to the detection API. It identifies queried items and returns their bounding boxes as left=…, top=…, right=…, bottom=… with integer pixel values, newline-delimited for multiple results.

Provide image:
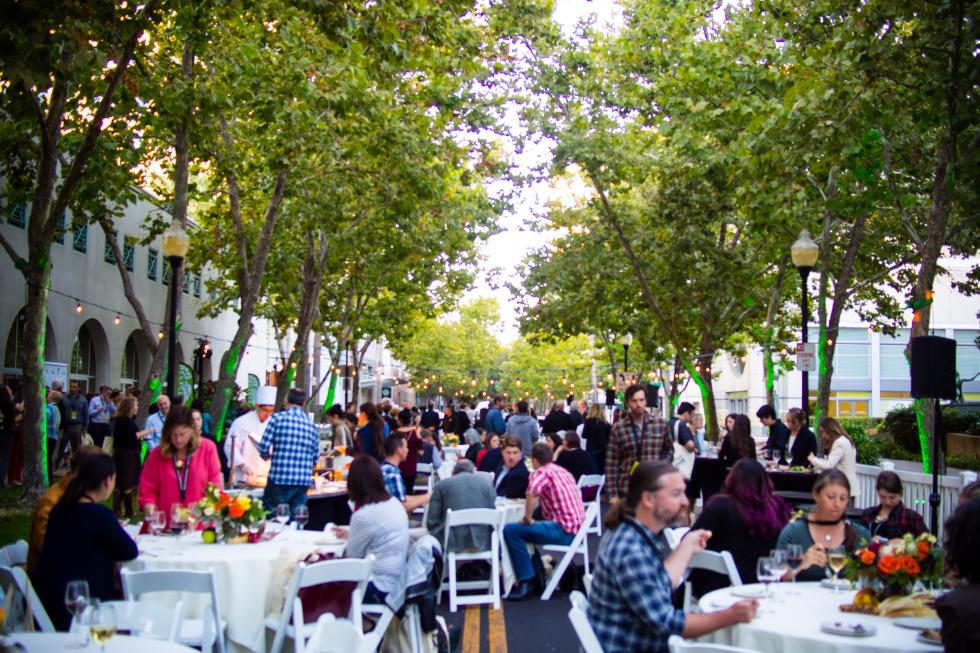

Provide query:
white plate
left=820, top=578, right=854, bottom=590
left=894, top=617, right=941, bottom=630
left=730, top=585, right=768, bottom=599
left=916, top=632, right=943, bottom=646
left=820, top=620, right=876, bottom=637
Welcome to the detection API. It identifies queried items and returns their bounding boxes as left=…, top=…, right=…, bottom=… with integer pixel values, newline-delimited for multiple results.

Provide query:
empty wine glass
left=756, top=556, right=778, bottom=600
left=275, top=503, right=291, bottom=527
left=85, top=600, right=117, bottom=653
left=64, top=580, right=90, bottom=648
left=149, top=510, right=166, bottom=536
left=293, top=505, right=309, bottom=531
left=769, top=549, right=790, bottom=601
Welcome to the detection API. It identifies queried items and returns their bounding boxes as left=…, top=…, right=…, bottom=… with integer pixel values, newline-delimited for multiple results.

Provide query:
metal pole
left=623, top=344, right=629, bottom=373
left=799, top=266, right=811, bottom=428
left=166, top=256, right=182, bottom=400
left=930, top=397, right=941, bottom=534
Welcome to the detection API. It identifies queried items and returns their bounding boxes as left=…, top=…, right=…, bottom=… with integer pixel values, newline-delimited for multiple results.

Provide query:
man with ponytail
left=588, top=462, right=757, bottom=652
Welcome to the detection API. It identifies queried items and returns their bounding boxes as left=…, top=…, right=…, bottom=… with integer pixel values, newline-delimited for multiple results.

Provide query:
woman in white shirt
left=334, top=455, right=409, bottom=603
left=809, top=417, right=859, bottom=503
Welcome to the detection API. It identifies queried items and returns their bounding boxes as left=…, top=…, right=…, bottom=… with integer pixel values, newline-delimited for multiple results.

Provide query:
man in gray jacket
left=504, top=400, right=540, bottom=454
left=426, top=459, right=496, bottom=552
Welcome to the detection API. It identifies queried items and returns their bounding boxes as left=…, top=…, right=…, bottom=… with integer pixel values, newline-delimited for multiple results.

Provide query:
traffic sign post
left=796, top=342, right=817, bottom=372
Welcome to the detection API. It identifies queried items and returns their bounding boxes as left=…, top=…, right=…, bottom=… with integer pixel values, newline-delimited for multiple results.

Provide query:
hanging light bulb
left=75, top=302, right=83, bottom=314
left=113, top=314, right=121, bottom=326
left=158, top=330, right=165, bottom=340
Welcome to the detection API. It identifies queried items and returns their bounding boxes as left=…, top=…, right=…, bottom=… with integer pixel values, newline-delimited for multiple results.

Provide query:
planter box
left=947, top=432, right=980, bottom=457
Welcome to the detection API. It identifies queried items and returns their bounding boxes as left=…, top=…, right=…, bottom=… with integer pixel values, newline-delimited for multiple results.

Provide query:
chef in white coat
left=225, top=386, right=275, bottom=485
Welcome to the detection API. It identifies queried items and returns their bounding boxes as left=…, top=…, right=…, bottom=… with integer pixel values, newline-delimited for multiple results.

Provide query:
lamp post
left=162, top=223, right=190, bottom=400
left=791, top=229, right=820, bottom=427
left=618, top=333, right=633, bottom=372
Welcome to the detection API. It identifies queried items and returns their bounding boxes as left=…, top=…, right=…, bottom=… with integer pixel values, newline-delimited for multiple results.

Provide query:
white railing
left=854, top=463, right=971, bottom=539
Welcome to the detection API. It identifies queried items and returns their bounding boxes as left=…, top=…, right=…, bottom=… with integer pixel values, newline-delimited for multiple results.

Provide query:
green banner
left=247, top=374, right=260, bottom=405
left=178, top=362, right=194, bottom=402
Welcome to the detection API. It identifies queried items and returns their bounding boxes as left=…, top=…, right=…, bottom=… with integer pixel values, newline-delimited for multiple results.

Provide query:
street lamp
left=618, top=333, right=633, bottom=372
left=162, top=222, right=190, bottom=400
left=791, top=229, right=819, bottom=427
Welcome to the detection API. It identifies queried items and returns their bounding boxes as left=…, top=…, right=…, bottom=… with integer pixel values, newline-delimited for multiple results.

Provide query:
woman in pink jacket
left=139, top=405, right=223, bottom=525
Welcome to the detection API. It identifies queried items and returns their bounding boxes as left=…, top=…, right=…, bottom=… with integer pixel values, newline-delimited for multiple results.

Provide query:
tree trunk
left=763, top=263, right=787, bottom=407
left=19, top=263, right=52, bottom=501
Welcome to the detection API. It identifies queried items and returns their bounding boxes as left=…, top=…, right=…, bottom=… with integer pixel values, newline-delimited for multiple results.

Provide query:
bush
left=882, top=405, right=922, bottom=456
left=946, top=454, right=980, bottom=472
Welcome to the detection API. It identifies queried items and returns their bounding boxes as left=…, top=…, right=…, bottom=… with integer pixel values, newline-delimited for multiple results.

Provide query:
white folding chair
left=414, top=463, right=435, bottom=493
left=475, top=471, right=495, bottom=485
left=540, top=501, right=600, bottom=600
left=577, top=474, right=605, bottom=536
left=266, top=556, right=373, bottom=653
left=305, top=613, right=382, bottom=653
left=664, top=526, right=691, bottom=550
left=582, top=573, right=593, bottom=597
left=668, top=635, right=762, bottom=653
left=121, top=567, right=226, bottom=653
left=567, top=590, right=603, bottom=653
left=682, top=550, right=742, bottom=612
left=0, top=540, right=28, bottom=567
left=0, top=565, right=55, bottom=633
left=74, top=599, right=184, bottom=642
left=438, top=508, right=503, bottom=612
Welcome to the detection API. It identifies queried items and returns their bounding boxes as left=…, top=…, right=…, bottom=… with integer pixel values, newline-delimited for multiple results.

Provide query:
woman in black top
left=784, top=407, right=819, bottom=468
left=581, top=403, right=611, bottom=473
left=32, top=450, right=138, bottom=630
left=689, top=459, right=790, bottom=597
left=111, top=396, right=145, bottom=519
left=718, top=414, right=754, bottom=468
left=555, top=432, right=596, bottom=482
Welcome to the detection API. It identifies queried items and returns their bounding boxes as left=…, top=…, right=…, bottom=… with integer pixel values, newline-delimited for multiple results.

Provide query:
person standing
left=808, top=417, right=860, bottom=503
left=326, top=404, right=353, bottom=449
left=504, top=442, right=585, bottom=601
left=111, top=396, right=148, bottom=519
left=588, top=462, right=757, bottom=651
left=755, top=404, right=790, bottom=462
left=55, top=381, right=88, bottom=469
left=258, top=388, right=320, bottom=512
left=504, top=400, right=540, bottom=455
left=356, top=402, right=387, bottom=461
left=87, top=385, right=115, bottom=449
left=392, top=409, right=424, bottom=492
left=420, top=403, right=441, bottom=431
left=44, top=390, right=62, bottom=483
left=606, top=384, right=673, bottom=504
left=484, top=395, right=507, bottom=438
left=541, top=401, right=573, bottom=435
left=143, top=394, right=171, bottom=452
left=784, top=407, right=819, bottom=468
left=225, top=386, right=275, bottom=485
left=582, top=403, right=611, bottom=473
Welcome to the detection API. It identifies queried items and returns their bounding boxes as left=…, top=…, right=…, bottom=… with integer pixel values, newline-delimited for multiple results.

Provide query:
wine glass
left=769, top=549, right=790, bottom=601
left=275, top=503, right=291, bottom=527
left=64, top=580, right=90, bottom=648
left=170, top=505, right=188, bottom=551
left=149, top=510, right=166, bottom=536
left=827, top=545, right=849, bottom=594
left=86, top=600, right=117, bottom=653
left=783, top=543, right=805, bottom=595
left=756, top=556, right=777, bottom=600
left=293, top=505, right=309, bottom=531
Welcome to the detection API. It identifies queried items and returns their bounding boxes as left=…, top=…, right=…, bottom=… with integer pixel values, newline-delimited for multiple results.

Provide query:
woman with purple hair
left=688, top=458, right=791, bottom=597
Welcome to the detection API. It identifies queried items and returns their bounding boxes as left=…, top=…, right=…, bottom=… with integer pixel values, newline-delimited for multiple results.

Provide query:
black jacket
left=494, top=462, right=529, bottom=499
left=764, top=419, right=791, bottom=458
left=420, top=410, right=440, bottom=430
left=477, top=446, right=502, bottom=473
left=541, top=410, right=573, bottom=434
left=788, top=428, right=819, bottom=468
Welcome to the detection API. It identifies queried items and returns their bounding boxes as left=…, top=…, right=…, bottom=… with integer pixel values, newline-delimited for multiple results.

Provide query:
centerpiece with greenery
left=846, top=532, right=943, bottom=604
left=194, top=484, right=266, bottom=544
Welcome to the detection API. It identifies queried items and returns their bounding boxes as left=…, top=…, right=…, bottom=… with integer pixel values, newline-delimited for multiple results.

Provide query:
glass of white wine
left=827, top=545, right=849, bottom=594
left=86, top=600, right=117, bottom=653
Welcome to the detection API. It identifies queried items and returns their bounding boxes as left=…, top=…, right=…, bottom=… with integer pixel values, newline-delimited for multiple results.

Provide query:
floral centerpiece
left=194, top=483, right=266, bottom=543
left=845, top=532, right=943, bottom=603
left=444, top=433, right=460, bottom=447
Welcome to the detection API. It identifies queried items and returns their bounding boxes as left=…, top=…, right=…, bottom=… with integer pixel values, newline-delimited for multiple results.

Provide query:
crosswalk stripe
left=487, top=605, right=507, bottom=653
left=462, top=605, right=481, bottom=653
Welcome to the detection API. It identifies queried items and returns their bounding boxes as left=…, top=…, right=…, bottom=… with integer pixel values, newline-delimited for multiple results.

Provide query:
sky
left=463, top=1, right=623, bottom=343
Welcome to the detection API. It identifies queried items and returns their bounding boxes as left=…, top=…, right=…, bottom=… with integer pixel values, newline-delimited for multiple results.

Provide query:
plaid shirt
left=528, top=462, right=585, bottom=535
left=589, top=516, right=685, bottom=653
left=859, top=502, right=927, bottom=540
left=258, top=407, right=320, bottom=486
left=605, top=414, right=673, bottom=500
left=382, top=461, right=406, bottom=501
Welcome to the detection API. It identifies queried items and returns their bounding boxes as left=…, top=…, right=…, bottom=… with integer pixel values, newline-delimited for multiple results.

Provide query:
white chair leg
left=542, top=546, right=576, bottom=601
left=448, top=553, right=458, bottom=613
left=492, top=547, right=501, bottom=610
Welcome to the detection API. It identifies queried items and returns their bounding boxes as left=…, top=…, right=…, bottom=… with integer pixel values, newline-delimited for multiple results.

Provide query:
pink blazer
left=138, top=437, right=223, bottom=524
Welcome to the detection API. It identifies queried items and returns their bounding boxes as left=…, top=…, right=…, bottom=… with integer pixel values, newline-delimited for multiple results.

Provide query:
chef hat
left=255, top=386, right=277, bottom=406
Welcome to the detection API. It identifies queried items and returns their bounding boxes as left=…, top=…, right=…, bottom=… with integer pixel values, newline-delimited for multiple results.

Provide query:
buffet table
left=698, top=583, right=939, bottom=653
left=691, top=457, right=819, bottom=502
left=306, top=480, right=352, bottom=529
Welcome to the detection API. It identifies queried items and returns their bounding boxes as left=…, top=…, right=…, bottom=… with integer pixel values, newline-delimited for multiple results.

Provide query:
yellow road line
left=462, top=605, right=481, bottom=653
left=488, top=604, right=507, bottom=653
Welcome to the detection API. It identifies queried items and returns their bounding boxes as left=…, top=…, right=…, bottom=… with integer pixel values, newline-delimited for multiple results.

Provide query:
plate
left=820, top=578, right=854, bottom=590
left=894, top=617, right=941, bottom=630
left=916, top=632, right=943, bottom=646
left=730, top=585, right=768, bottom=599
left=820, top=620, right=876, bottom=637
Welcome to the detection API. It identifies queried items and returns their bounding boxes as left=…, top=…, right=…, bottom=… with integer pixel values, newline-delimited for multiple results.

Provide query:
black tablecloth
left=690, top=457, right=819, bottom=503
left=306, top=491, right=352, bottom=529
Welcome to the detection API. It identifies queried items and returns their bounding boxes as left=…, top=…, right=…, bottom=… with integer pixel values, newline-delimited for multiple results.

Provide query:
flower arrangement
left=194, top=483, right=266, bottom=543
left=444, top=433, right=460, bottom=446
left=846, top=532, right=943, bottom=601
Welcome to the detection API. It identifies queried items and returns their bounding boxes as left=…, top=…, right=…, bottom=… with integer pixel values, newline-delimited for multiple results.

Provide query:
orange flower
left=900, top=555, right=921, bottom=576
left=859, top=549, right=876, bottom=566
left=228, top=503, right=245, bottom=519
left=878, top=554, right=900, bottom=575
left=916, top=540, right=930, bottom=560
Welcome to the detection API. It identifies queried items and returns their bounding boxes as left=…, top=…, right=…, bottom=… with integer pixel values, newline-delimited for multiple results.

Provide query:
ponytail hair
left=605, top=461, right=678, bottom=531
left=49, top=450, right=115, bottom=525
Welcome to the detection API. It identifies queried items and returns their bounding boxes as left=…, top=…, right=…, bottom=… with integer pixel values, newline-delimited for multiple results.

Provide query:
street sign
left=616, top=372, right=639, bottom=392
left=796, top=342, right=817, bottom=372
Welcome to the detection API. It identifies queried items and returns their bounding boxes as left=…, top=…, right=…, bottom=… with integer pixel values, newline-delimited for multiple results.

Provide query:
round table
left=10, top=633, right=197, bottom=652
left=124, top=529, right=345, bottom=653
left=699, top=582, right=939, bottom=653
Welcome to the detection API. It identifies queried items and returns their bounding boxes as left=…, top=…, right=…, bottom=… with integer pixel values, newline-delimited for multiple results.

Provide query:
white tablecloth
left=123, top=529, right=345, bottom=653
left=11, top=633, right=197, bottom=652
left=699, top=583, right=939, bottom=653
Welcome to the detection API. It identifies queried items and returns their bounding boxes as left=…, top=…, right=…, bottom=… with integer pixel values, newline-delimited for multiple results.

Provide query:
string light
left=75, top=302, right=83, bottom=314
left=158, top=330, right=165, bottom=339
left=113, top=315, right=121, bottom=326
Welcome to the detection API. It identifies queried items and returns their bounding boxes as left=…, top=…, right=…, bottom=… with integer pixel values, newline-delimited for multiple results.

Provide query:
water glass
left=64, top=580, right=90, bottom=648
left=293, top=505, right=309, bottom=530
left=276, top=503, right=291, bottom=526
left=756, top=557, right=778, bottom=600
left=149, top=510, right=166, bottom=536
left=769, top=549, right=789, bottom=601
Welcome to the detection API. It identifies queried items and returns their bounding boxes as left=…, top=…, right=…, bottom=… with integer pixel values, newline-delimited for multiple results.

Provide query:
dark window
left=7, top=203, right=27, bottom=229
left=183, top=271, right=190, bottom=295
left=147, top=247, right=158, bottom=280
left=55, top=212, right=67, bottom=245
left=73, top=221, right=87, bottom=253
left=123, top=236, right=136, bottom=272
left=104, top=229, right=117, bottom=265
left=193, top=274, right=202, bottom=298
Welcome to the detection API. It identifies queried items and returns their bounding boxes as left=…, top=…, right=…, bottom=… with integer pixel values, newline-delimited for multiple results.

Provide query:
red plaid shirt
left=528, top=462, right=585, bottom=535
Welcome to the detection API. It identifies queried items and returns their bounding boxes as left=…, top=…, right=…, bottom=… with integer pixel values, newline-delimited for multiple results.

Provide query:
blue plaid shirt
left=381, top=461, right=406, bottom=501
left=588, top=516, right=685, bottom=652
left=258, top=407, right=320, bottom=486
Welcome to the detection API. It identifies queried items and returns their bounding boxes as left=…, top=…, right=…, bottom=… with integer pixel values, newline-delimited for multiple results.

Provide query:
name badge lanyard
left=173, top=455, right=192, bottom=503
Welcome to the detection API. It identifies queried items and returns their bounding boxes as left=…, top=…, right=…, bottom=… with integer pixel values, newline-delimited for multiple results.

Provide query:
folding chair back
left=682, top=550, right=742, bottom=611
left=475, top=471, right=495, bottom=485
left=664, top=527, right=691, bottom=550
left=540, top=501, right=600, bottom=600
left=577, top=475, right=605, bottom=536
left=306, top=613, right=382, bottom=653
left=0, top=565, right=55, bottom=632
left=567, top=591, right=603, bottom=653
left=440, top=508, right=502, bottom=612
left=0, top=540, right=28, bottom=567
left=121, top=567, right=224, bottom=653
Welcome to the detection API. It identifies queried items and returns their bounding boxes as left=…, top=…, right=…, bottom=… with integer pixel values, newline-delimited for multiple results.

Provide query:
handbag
left=672, top=420, right=695, bottom=480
